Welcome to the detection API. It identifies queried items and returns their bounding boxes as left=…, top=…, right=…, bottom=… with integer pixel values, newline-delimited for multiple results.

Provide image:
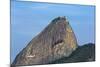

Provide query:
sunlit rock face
left=12, top=16, right=78, bottom=66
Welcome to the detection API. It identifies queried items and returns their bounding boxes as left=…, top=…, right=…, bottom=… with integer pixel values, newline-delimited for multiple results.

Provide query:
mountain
left=50, top=43, right=95, bottom=64
left=12, top=16, right=78, bottom=66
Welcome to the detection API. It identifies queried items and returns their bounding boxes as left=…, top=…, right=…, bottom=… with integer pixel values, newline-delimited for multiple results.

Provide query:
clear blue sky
left=11, top=1, right=95, bottom=62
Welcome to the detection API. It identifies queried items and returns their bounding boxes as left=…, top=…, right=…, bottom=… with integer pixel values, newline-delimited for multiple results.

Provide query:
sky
left=11, top=1, right=95, bottom=62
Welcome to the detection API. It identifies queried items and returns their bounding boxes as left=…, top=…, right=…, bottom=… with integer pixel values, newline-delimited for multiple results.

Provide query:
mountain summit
left=12, top=16, right=78, bottom=66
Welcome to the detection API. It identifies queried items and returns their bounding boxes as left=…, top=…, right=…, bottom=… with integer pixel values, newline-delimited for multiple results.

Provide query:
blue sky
left=11, top=1, right=95, bottom=62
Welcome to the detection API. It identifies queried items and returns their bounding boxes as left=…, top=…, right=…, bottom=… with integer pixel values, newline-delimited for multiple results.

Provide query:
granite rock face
left=12, top=16, right=78, bottom=66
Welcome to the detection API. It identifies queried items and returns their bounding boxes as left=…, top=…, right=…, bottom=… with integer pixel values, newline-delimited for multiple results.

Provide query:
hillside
left=50, top=43, right=95, bottom=64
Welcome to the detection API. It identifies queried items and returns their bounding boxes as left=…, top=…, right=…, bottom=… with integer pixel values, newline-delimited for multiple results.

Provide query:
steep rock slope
left=12, top=16, right=78, bottom=66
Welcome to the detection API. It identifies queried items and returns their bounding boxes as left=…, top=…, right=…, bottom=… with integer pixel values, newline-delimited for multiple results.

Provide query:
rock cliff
left=12, top=16, right=78, bottom=66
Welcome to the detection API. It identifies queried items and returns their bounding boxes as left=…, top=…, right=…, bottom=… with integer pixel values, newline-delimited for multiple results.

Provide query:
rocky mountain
left=12, top=16, right=78, bottom=66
